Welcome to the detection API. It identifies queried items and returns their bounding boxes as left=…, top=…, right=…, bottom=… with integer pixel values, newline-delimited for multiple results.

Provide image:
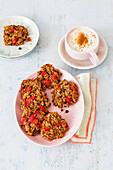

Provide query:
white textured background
left=0, top=0, right=113, bottom=170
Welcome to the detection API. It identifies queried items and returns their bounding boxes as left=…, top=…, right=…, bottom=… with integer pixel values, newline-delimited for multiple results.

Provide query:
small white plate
left=58, top=34, right=108, bottom=69
left=0, top=16, right=39, bottom=59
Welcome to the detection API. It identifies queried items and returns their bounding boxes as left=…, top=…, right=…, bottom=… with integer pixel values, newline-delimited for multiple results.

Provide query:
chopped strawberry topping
left=55, top=86, right=60, bottom=91
left=36, top=111, right=40, bottom=114
left=41, top=71, right=47, bottom=76
left=72, top=86, right=75, bottom=91
left=51, top=74, right=57, bottom=80
left=57, top=121, right=62, bottom=126
left=32, top=118, right=39, bottom=125
left=27, top=37, right=31, bottom=41
left=53, top=125, right=56, bottom=127
left=39, top=105, right=45, bottom=111
left=20, top=116, right=27, bottom=125
left=24, top=98, right=26, bottom=107
left=43, top=79, right=51, bottom=86
left=28, top=113, right=35, bottom=123
left=10, top=28, right=15, bottom=33
left=45, top=127, right=50, bottom=131
left=65, top=124, right=68, bottom=128
left=39, top=122, right=42, bottom=128
left=12, top=38, right=17, bottom=45
left=25, top=86, right=32, bottom=92
left=66, top=97, right=71, bottom=103
left=21, top=86, right=23, bottom=90
left=30, top=96, right=35, bottom=100
left=25, top=98, right=32, bottom=107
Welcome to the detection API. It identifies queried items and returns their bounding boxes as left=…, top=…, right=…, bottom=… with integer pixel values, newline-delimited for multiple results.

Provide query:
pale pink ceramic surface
left=65, top=26, right=99, bottom=65
left=59, top=34, right=108, bottom=70
left=15, top=69, right=84, bottom=147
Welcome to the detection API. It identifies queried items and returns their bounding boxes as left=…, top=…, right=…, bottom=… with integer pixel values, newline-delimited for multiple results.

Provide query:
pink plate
left=15, top=69, right=84, bottom=147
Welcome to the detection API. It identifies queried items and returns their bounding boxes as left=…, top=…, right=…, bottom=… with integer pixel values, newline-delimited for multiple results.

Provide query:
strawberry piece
left=28, top=113, right=36, bottom=123
left=12, top=38, right=17, bottom=45
left=10, top=28, right=15, bottom=33
left=39, top=105, right=45, bottom=111
left=26, top=98, right=32, bottom=107
left=27, top=37, right=31, bottom=41
left=57, top=121, right=62, bottom=126
left=36, top=111, right=40, bottom=114
left=20, top=116, right=27, bottom=125
left=30, top=96, right=35, bottom=100
left=51, top=74, right=57, bottom=80
left=39, top=122, right=42, bottom=128
left=53, top=125, right=56, bottom=127
left=65, top=124, right=68, bottom=128
left=43, top=79, right=51, bottom=86
left=32, top=118, right=39, bottom=125
left=66, top=97, right=71, bottom=103
left=41, top=71, right=47, bottom=76
left=24, top=98, right=26, bottom=107
left=55, top=86, right=60, bottom=91
left=25, top=86, right=32, bottom=92
left=72, top=86, right=75, bottom=91
left=21, top=86, right=23, bottom=90
left=45, top=127, right=50, bottom=131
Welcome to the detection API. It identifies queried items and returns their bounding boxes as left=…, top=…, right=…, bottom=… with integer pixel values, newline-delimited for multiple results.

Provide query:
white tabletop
left=0, top=0, right=113, bottom=170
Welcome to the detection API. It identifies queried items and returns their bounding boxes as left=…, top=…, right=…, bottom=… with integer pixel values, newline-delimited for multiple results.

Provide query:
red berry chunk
left=72, top=86, right=75, bottom=91
left=30, top=96, right=35, bottom=100
left=20, top=116, right=27, bottom=125
left=45, top=127, right=50, bottom=131
left=55, top=86, right=60, bottom=91
left=28, top=113, right=35, bottom=123
left=32, top=118, right=39, bottom=125
left=57, top=121, right=62, bottom=126
left=25, top=98, right=32, bottom=107
left=36, top=111, right=40, bottom=114
left=50, top=74, right=57, bottom=80
left=12, top=38, right=17, bottom=45
left=39, top=105, right=45, bottom=111
left=44, top=79, right=51, bottom=86
left=66, top=97, right=71, bottom=103
left=10, top=28, right=15, bottom=33
left=25, top=86, right=32, bottom=92
left=27, top=37, right=31, bottom=41
left=41, top=71, right=47, bottom=76
left=21, top=86, right=23, bottom=90
left=24, top=98, right=26, bottom=107
left=39, top=122, right=42, bottom=128
left=65, top=124, right=68, bottom=128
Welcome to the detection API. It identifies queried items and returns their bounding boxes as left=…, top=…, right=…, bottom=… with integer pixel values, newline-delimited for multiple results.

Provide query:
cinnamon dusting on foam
left=77, top=32, right=88, bottom=46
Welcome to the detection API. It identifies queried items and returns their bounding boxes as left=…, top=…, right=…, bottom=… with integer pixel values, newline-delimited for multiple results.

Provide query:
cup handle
left=89, top=50, right=99, bottom=66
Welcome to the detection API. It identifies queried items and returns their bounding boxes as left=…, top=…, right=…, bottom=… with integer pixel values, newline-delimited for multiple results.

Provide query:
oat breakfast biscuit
left=41, top=112, right=69, bottom=141
left=4, top=25, right=31, bottom=46
left=52, top=79, right=79, bottom=108
left=37, top=64, right=62, bottom=89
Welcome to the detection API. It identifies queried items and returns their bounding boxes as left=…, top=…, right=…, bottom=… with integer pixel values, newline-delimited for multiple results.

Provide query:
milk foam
left=67, top=29, right=97, bottom=52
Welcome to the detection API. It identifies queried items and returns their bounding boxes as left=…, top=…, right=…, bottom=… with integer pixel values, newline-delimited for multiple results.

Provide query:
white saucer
left=58, top=34, right=108, bottom=69
left=0, top=16, right=39, bottom=59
